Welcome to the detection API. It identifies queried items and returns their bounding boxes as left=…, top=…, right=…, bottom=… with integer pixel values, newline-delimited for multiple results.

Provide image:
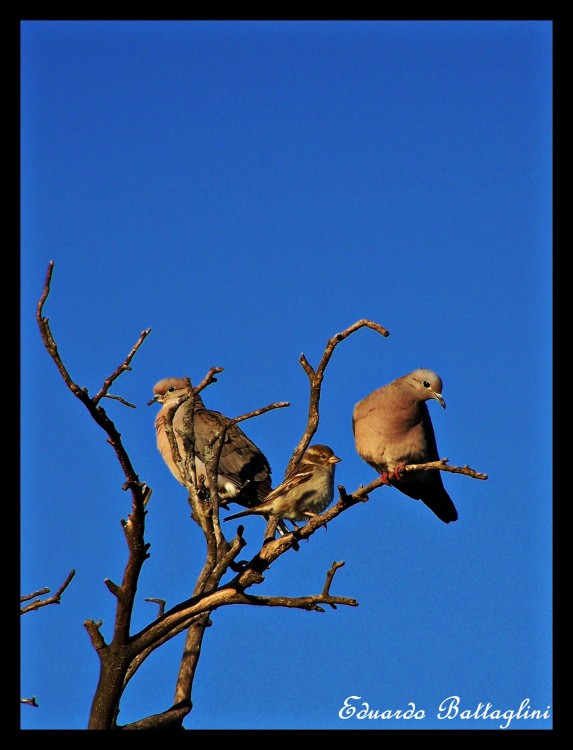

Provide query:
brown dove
left=224, top=444, right=341, bottom=525
left=352, top=368, right=458, bottom=523
left=149, top=377, right=273, bottom=509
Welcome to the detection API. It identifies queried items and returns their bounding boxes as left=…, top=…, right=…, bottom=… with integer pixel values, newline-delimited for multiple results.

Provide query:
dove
left=352, top=368, right=458, bottom=523
left=224, top=444, right=341, bottom=525
left=149, top=377, right=273, bottom=509
left=149, top=377, right=296, bottom=541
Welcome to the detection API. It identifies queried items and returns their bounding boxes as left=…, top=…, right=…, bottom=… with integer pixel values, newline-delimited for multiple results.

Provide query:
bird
left=224, top=444, right=341, bottom=525
left=352, top=368, right=458, bottom=524
left=149, top=377, right=274, bottom=510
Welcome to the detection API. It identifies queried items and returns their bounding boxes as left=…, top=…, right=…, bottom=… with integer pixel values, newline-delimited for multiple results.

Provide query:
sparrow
left=352, top=368, right=458, bottom=523
left=224, top=444, right=341, bottom=525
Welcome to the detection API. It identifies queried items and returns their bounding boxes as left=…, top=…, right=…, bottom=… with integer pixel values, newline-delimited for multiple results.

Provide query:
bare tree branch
left=205, top=403, right=291, bottom=442
left=20, top=570, right=76, bottom=615
left=101, top=393, right=138, bottom=408
left=238, top=561, right=357, bottom=612
left=122, top=615, right=209, bottom=696
left=401, top=458, right=488, bottom=481
left=21, top=567, right=76, bottom=708
left=119, top=701, right=192, bottom=730
left=173, top=614, right=211, bottom=709
left=84, top=619, right=106, bottom=652
left=36, top=261, right=151, bottom=492
left=322, top=561, right=346, bottom=601
left=20, top=587, right=50, bottom=603
left=285, top=319, right=390, bottom=476
left=36, top=262, right=155, bottom=728
left=146, top=598, right=167, bottom=618
left=92, top=328, right=151, bottom=405
left=21, top=697, right=39, bottom=708
left=193, top=367, right=224, bottom=395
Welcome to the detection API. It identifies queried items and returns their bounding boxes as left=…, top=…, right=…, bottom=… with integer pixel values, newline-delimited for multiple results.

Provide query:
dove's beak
left=434, top=392, right=446, bottom=409
left=147, top=394, right=160, bottom=406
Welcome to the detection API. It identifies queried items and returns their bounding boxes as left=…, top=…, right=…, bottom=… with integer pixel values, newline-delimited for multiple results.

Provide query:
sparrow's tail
left=223, top=508, right=257, bottom=522
left=223, top=511, right=297, bottom=549
left=276, top=519, right=291, bottom=537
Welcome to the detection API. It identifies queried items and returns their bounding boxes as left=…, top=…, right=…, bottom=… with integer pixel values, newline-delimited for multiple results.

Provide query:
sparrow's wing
left=261, top=467, right=314, bottom=504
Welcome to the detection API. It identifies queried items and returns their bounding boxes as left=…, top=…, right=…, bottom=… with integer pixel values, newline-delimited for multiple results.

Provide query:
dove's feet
left=391, top=464, right=406, bottom=481
left=380, top=465, right=406, bottom=484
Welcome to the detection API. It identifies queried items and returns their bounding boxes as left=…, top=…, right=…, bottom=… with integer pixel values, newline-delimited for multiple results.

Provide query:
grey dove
left=352, top=368, right=458, bottom=524
left=150, top=377, right=274, bottom=510
left=224, top=444, right=341, bottom=525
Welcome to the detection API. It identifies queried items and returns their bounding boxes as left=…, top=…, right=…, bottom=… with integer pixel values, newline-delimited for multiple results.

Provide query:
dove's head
left=148, top=377, right=192, bottom=406
left=406, top=369, right=446, bottom=409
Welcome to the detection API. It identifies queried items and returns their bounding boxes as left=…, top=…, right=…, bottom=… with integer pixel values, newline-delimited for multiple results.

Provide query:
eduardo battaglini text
left=338, top=695, right=551, bottom=729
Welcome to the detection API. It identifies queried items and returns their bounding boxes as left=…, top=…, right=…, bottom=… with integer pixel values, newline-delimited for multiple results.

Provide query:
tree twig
left=193, top=367, right=225, bottom=395
left=401, top=458, right=488, bottom=480
left=20, top=697, right=39, bottom=708
left=93, top=329, right=152, bottom=405
left=20, top=587, right=50, bottom=603
left=20, top=570, right=76, bottom=615
left=145, top=598, right=167, bottom=618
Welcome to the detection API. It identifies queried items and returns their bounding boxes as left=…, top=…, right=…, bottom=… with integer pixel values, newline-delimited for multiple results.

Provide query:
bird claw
left=392, top=465, right=406, bottom=481
left=381, top=466, right=405, bottom=484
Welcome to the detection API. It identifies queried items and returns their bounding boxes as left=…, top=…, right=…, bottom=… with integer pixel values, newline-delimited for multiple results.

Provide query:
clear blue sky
left=20, top=20, right=552, bottom=731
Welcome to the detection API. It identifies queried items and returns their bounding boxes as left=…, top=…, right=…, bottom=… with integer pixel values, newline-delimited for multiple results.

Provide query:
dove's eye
left=422, top=380, right=431, bottom=388
left=168, top=386, right=175, bottom=393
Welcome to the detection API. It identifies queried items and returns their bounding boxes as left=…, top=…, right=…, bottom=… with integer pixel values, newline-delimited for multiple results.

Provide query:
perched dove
left=352, top=368, right=458, bottom=524
left=224, top=444, right=341, bottom=525
left=149, top=377, right=273, bottom=509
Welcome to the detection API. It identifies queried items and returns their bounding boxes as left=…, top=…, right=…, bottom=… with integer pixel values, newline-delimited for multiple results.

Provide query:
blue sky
left=20, top=20, right=552, bottom=731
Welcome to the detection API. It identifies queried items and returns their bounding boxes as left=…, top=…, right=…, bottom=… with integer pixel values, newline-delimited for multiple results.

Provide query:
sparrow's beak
left=329, top=455, right=342, bottom=464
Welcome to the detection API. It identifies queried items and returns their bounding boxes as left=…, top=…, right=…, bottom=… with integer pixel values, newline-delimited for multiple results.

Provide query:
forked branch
left=20, top=570, right=76, bottom=615
left=285, top=319, right=390, bottom=476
